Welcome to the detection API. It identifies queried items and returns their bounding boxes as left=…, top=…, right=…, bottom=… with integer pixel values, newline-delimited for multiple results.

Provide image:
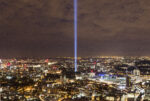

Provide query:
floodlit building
left=133, top=69, right=140, bottom=76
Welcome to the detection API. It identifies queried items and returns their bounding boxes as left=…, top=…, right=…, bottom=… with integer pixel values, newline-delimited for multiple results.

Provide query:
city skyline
left=0, top=0, right=150, bottom=57
left=1, top=1, right=150, bottom=100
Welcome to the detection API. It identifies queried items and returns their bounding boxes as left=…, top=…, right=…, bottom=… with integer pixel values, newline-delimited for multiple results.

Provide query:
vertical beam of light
left=74, top=0, right=78, bottom=72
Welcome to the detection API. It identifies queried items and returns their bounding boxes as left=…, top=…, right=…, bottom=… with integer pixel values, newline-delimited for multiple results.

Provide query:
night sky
left=0, top=0, right=150, bottom=57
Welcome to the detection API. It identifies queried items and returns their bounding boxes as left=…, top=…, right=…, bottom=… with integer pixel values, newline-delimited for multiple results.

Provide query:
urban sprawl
left=0, top=56, right=150, bottom=101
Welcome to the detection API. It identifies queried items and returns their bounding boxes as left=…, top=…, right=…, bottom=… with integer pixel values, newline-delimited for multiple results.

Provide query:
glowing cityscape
left=0, top=0, right=150, bottom=101
left=0, top=57, right=150, bottom=100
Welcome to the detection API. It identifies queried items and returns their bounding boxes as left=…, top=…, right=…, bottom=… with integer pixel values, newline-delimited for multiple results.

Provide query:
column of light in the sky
left=74, top=0, right=78, bottom=72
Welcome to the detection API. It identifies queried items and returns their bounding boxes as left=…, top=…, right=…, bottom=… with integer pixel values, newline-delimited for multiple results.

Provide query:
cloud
left=0, top=0, right=150, bottom=57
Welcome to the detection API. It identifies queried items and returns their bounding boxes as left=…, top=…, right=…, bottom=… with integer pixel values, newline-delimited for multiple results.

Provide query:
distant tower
left=74, top=0, right=78, bottom=72
left=133, top=69, right=140, bottom=76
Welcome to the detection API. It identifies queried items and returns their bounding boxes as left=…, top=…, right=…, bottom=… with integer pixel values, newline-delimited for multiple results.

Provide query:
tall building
left=133, top=69, right=140, bottom=76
